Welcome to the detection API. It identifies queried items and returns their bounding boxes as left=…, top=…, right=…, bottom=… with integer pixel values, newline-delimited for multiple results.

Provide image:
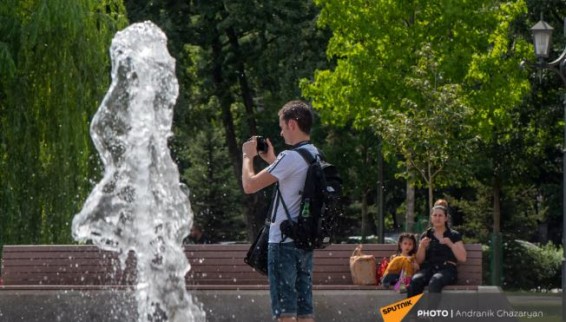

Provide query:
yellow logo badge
left=379, top=293, right=423, bottom=322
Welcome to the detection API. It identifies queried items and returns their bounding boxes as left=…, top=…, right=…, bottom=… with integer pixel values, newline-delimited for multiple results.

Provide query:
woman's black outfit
left=407, top=227, right=462, bottom=297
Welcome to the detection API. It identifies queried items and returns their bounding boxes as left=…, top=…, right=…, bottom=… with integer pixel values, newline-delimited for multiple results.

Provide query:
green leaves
left=0, top=0, right=126, bottom=245
left=373, top=45, right=473, bottom=191
left=302, top=0, right=532, bottom=209
left=465, top=0, right=531, bottom=137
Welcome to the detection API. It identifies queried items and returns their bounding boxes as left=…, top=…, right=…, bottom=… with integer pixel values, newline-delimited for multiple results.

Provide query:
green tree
left=316, top=126, right=381, bottom=240
left=464, top=0, right=531, bottom=237
left=301, top=0, right=531, bottom=234
left=0, top=0, right=127, bottom=245
left=181, top=120, right=246, bottom=242
left=372, top=45, right=474, bottom=214
left=517, top=0, right=566, bottom=247
left=126, top=0, right=331, bottom=240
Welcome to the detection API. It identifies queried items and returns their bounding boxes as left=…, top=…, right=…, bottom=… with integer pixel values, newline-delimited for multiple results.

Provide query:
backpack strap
left=294, top=146, right=323, bottom=164
left=280, top=146, right=317, bottom=221
left=277, top=185, right=294, bottom=243
left=277, top=186, right=292, bottom=221
left=268, top=185, right=280, bottom=223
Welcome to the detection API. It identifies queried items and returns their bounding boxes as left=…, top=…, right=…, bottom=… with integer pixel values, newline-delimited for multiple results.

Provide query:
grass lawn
left=505, top=291, right=562, bottom=322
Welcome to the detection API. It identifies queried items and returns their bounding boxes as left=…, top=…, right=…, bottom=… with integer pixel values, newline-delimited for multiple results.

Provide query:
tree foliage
left=371, top=44, right=474, bottom=207
left=1, top=0, right=565, bottom=251
left=301, top=0, right=542, bottom=236
left=125, top=0, right=332, bottom=240
left=0, top=0, right=127, bottom=245
left=181, top=118, right=246, bottom=242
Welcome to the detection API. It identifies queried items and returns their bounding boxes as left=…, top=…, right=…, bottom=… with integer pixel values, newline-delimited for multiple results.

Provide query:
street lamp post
left=531, top=17, right=566, bottom=322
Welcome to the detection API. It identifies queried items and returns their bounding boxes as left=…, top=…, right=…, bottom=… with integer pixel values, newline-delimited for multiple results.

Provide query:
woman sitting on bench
left=407, top=199, right=467, bottom=297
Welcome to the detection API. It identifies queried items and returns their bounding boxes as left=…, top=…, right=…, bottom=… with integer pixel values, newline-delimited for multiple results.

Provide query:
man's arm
left=242, top=158, right=277, bottom=194
left=242, top=137, right=277, bottom=194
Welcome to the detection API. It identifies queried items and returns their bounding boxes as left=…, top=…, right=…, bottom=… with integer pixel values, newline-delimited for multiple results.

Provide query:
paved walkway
left=0, top=289, right=560, bottom=321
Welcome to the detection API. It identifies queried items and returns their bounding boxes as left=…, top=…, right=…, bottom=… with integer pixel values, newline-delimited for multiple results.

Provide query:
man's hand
left=241, top=136, right=278, bottom=194
left=258, top=137, right=276, bottom=164
left=242, top=137, right=258, bottom=159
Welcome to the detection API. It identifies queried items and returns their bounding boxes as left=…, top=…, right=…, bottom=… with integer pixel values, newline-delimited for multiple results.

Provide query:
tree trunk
left=376, top=140, right=384, bottom=243
left=210, top=27, right=259, bottom=241
left=225, top=25, right=267, bottom=239
left=491, top=174, right=503, bottom=286
left=493, top=176, right=501, bottom=234
left=361, top=191, right=369, bottom=242
left=428, top=162, right=434, bottom=210
left=405, top=178, right=416, bottom=232
left=225, top=26, right=257, bottom=133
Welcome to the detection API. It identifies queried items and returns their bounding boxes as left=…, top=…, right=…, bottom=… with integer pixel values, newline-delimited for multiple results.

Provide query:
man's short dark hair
left=278, top=100, right=313, bottom=134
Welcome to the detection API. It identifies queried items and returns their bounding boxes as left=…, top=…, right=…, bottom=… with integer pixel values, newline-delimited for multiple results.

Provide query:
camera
left=256, top=136, right=268, bottom=153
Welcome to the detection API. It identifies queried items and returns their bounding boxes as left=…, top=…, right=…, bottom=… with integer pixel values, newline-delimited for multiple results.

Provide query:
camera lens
left=256, top=136, right=268, bottom=153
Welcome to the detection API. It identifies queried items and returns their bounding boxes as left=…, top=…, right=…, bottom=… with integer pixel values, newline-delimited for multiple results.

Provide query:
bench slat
left=2, top=244, right=482, bottom=289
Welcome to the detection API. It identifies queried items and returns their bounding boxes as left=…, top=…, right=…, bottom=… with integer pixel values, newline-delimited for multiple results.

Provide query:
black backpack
left=280, top=146, right=343, bottom=250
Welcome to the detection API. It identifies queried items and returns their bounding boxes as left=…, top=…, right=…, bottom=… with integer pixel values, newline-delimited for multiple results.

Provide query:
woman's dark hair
left=397, top=233, right=418, bottom=256
left=278, top=100, right=313, bottom=134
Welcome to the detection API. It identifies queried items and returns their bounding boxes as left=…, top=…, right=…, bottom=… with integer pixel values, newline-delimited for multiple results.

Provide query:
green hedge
left=482, top=239, right=562, bottom=290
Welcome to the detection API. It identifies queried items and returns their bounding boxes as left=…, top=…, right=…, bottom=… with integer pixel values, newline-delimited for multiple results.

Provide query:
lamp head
left=531, top=19, right=554, bottom=59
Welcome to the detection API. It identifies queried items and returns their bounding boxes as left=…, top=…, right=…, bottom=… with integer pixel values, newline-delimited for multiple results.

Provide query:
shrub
left=482, top=239, right=562, bottom=290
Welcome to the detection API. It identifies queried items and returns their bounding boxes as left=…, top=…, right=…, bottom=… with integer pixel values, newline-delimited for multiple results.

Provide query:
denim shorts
left=267, top=242, right=314, bottom=319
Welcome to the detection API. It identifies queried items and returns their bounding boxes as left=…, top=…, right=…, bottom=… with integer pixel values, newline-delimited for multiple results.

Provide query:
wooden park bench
left=0, top=243, right=482, bottom=291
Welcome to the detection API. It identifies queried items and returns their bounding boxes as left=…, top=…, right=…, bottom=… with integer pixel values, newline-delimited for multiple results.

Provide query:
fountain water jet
left=72, top=21, right=205, bottom=322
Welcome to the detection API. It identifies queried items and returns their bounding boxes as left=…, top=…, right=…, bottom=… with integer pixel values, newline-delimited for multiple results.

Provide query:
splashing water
left=72, top=21, right=205, bottom=322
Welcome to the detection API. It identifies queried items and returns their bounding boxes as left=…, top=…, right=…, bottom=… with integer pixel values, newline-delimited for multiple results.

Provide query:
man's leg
left=269, top=243, right=299, bottom=320
left=296, top=248, right=314, bottom=322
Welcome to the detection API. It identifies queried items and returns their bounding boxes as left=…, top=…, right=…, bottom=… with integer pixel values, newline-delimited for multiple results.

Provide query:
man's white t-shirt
left=266, top=144, right=318, bottom=243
